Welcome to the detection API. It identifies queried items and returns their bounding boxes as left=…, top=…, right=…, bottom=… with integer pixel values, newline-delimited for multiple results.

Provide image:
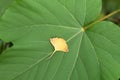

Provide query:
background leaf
left=102, top=0, right=120, bottom=26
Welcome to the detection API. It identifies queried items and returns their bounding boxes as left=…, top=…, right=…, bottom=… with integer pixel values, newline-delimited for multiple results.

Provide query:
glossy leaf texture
left=0, top=0, right=120, bottom=80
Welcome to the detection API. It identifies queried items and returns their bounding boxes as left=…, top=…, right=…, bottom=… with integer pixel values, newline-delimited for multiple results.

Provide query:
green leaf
left=86, top=21, right=120, bottom=80
left=0, top=0, right=120, bottom=80
left=0, top=0, right=14, bottom=17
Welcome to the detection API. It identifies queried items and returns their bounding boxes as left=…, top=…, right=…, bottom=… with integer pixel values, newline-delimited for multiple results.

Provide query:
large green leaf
left=0, top=0, right=120, bottom=80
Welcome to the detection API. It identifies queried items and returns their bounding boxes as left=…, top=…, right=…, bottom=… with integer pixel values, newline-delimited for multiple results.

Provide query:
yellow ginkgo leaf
left=50, top=37, right=69, bottom=52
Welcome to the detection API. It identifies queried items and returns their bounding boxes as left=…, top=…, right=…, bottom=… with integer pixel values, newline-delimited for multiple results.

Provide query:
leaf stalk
left=84, top=9, right=120, bottom=30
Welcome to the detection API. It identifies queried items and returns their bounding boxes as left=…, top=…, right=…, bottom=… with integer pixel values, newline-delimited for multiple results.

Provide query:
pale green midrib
left=68, top=32, right=84, bottom=80
left=78, top=54, right=89, bottom=80
left=11, top=52, right=52, bottom=80
left=67, top=30, right=82, bottom=42
left=68, top=32, right=94, bottom=80
left=85, top=33, right=99, bottom=63
left=0, top=24, right=79, bottom=32
left=67, top=29, right=84, bottom=42
left=85, top=33, right=100, bottom=79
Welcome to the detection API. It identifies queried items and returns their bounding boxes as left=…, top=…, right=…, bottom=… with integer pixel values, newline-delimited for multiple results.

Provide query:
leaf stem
left=84, top=9, right=120, bottom=30
left=46, top=50, right=56, bottom=60
left=49, top=50, right=56, bottom=58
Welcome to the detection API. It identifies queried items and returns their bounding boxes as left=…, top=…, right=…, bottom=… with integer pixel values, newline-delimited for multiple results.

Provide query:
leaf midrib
left=68, top=32, right=84, bottom=80
left=0, top=24, right=79, bottom=32
left=11, top=52, right=51, bottom=80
